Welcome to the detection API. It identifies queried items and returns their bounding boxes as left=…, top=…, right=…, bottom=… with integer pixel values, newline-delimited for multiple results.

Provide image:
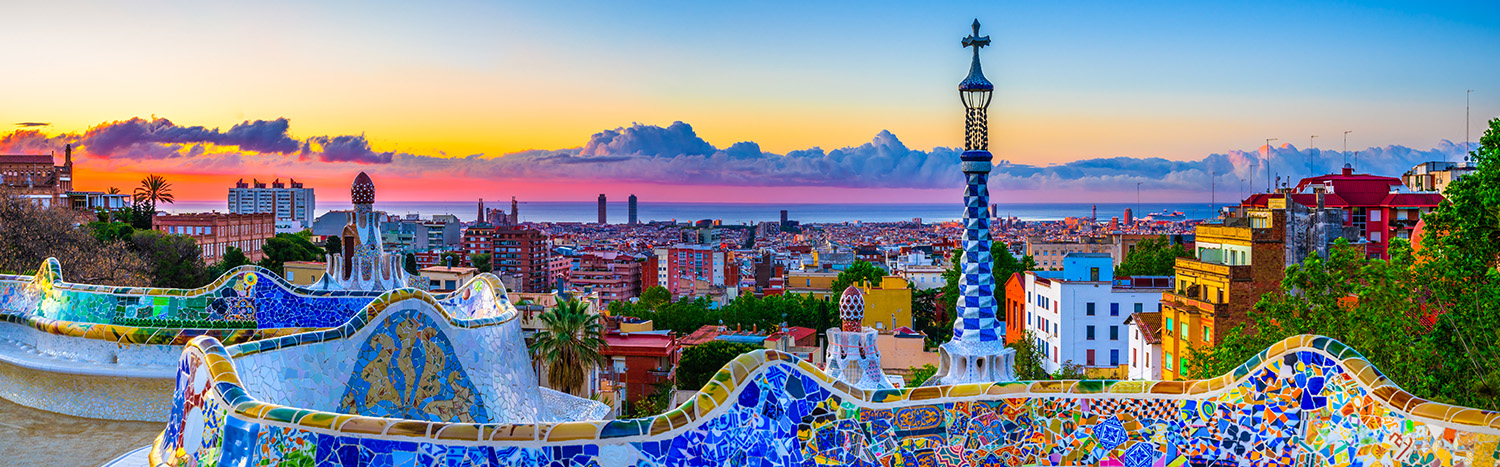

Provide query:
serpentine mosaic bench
left=153, top=333, right=1500, bottom=467
left=0, top=257, right=507, bottom=421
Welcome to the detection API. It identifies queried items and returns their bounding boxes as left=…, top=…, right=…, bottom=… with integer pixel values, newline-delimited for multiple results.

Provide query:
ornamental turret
left=929, top=20, right=1016, bottom=386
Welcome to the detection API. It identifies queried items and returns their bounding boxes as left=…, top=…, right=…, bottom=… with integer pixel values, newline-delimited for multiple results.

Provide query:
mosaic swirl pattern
left=153, top=334, right=1500, bottom=467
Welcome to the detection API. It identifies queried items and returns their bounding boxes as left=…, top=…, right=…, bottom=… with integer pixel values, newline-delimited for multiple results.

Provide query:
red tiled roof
left=1125, top=312, right=1162, bottom=344
left=602, top=332, right=676, bottom=357
left=0, top=155, right=56, bottom=165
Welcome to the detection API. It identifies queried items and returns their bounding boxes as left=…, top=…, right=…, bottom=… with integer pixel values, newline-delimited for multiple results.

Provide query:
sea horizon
left=159, top=200, right=1222, bottom=224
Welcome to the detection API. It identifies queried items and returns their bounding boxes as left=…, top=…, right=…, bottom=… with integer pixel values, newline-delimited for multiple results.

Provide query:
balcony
left=1175, top=257, right=1251, bottom=282
left=1160, top=291, right=1228, bottom=316
left=1196, top=224, right=1277, bottom=243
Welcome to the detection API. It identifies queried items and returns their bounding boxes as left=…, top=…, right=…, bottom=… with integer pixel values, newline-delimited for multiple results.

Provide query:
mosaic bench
left=152, top=333, right=1500, bottom=467
left=0, top=257, right=505, bottom=421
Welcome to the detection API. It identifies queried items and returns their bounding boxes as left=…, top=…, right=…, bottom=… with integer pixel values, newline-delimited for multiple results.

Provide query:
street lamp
left=1264, top=138, right=1278, bottom=193
left=959, top=19, right=993, bottom=153
left=1309, top=135, right=1317, bottom=178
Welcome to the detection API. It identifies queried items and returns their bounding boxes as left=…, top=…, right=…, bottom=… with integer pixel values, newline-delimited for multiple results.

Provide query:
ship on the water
left=1143, top=209, right=1187, bottom=222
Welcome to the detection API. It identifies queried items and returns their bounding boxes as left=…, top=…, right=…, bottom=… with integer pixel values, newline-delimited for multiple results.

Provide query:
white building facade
left=229, top=178, right=316, bottom=229
left=1022, top=253, right=1172, bottom=376
left=1125, top=312, right=1163, bottom=380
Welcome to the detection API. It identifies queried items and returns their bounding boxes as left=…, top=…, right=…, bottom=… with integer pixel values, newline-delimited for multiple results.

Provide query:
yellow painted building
left=282, top=261, right=326, bottom=286
left=857, top=276, right=913, bottom=331
left=1159, top=212, right=1285, bottom=380
left=785, top=271, right=840, bottom=299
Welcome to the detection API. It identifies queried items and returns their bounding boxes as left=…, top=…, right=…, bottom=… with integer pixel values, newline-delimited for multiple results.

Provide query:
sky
left=1, top=0, right=1496, bottom=204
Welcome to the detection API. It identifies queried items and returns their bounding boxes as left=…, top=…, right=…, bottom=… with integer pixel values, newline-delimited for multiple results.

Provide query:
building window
left=1109, top=325, right=1119, bottom=340
left=1133, top=303, right=1143, bottom=314
left=1165, top=351, right=1174, bottom=370
left=1203, top=326, right=1213, bottom=343
left=1086, top=349, right=1096, bottom=366
left=1086, top=302, right=1096, bottom=316
left=1181, top=322, right=1190, bottom=340
left=1110, top=303, right=1119, bottom=316
left=1086, top=326, right=1095, bottom=340
left=1166, top=318, right=1174, bottom=336
left=1090, top=267, right=1100, bottom=281
left=1110, top=349, right=1120, bottom=366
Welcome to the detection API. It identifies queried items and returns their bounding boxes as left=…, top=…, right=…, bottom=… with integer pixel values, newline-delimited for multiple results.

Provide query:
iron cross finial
left=963, top=19, right=990, bottom=53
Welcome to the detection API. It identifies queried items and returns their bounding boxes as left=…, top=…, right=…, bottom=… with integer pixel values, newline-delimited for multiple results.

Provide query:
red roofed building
left=1242, top=165, right=1443, bottom=259
left=601, top=331, right=678, bottom=405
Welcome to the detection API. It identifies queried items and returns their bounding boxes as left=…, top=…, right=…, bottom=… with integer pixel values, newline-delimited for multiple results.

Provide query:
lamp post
left=1350, top=130, right=1362, bottom=167
left=1264, top=138, right=1278, bottom=193
left=1467, top=90, right=1474, bottom=161
left=1309, top=135, right=1317, bottom=178
left=1136, top=182, right=1142, bottom=217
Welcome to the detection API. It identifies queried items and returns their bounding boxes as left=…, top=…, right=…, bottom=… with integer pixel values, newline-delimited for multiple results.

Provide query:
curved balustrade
left=0, top=257, right=517, bottom=421
left=153, top=333, right=1500, bottom=466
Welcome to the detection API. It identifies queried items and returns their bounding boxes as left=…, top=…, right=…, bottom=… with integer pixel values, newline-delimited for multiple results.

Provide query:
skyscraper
left=628, top=194, right=638, bottom=225
left=931, top=20, right=1015, bottom=385
left=779, top=209, right=788, bottom=226
left=597, top=194, right=607, bottom=224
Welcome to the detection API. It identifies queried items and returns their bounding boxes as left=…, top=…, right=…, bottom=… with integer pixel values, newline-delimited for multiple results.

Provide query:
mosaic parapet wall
left=154, top=334, right=1500, bottom=467
left=0, top=257, right=517, bottom=421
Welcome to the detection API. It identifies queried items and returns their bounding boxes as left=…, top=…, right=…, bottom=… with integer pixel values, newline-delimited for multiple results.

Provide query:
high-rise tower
left=931, top=20, right=1015, bottom=385
left=628, top=194, right=638, bottom=225
left=597, top=194, right=607, bottom=224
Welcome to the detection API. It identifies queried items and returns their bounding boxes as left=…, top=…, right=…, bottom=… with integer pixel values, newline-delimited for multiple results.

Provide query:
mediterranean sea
left=163, top=201, right=1221, bottom=225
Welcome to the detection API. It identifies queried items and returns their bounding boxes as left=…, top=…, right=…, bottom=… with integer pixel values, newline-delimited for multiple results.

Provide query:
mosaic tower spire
left=931, top=20, right=1015, bottom=385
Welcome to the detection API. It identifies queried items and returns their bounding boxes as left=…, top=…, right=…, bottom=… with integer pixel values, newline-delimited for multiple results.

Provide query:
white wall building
left=1125, top=312, right=1163, bottom=380
left=1022, top=253, right=1172, bottom=375
left=229, top=178, right=316, bottom=229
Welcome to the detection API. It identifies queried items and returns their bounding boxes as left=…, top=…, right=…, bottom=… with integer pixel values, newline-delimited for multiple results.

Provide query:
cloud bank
left=0, top=117, right=1474, bottom=193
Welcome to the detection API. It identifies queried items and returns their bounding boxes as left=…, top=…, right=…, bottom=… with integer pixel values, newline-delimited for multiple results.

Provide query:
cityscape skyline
left=1, top=1, right=1496, bottom=204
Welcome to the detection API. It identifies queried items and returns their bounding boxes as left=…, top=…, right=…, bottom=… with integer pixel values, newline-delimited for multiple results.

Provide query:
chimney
left=64, top=144, right=72, bottom=167
left=1313, top=184, right=1326, bottom=210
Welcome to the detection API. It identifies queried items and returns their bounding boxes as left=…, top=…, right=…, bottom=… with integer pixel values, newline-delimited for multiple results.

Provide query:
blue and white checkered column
left=953, top=155, right=999, bottom=343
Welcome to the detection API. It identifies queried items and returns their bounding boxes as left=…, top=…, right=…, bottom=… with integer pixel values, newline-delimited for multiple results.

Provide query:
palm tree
left=529, top=300, right=608, bottom=396
left=107, top=187, right=120, bottom=194
left=133, top=174, right=174, bottom=215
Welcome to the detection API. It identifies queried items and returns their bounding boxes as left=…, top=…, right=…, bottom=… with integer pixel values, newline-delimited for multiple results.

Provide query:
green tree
left=323, top=236, right=342, bottom=256
left=1006, top=330, right=1049, bottom=380
left=1116, top=236, right=1191, bottom=276
left=88, top=221, right=135, bottom=244
left=1409, top=117, right=1500, bottom=409
left=470, top=253, right=493, bottom=273
left=221, top=246, right=250, bottom=270
left=132, top=174, right=174, bottom=225
left=677, top=341, right=762, bottom=390
left=640, top=286, right=672, bottom=310
left=258, top=233, right=323, bottom=272
left=130, top=230, right=212, bottom=288
left=830, top=260, right=886, bottom=292
left=441, top=251, right=462, bottom=268
left=908, top=363, right=938, bottom=386
left=529, top=300, right=607, bottom=396
left=629, top=380, right=676, bottom=418
left=404, top=253, right=419, bottom=274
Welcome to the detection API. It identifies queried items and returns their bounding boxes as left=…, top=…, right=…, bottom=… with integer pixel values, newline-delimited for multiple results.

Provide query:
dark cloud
left=302, top=135, right=394, bottom=164
left=13, top=122, right=50, bottom=127
left=80, top=117, right=300, bottom=157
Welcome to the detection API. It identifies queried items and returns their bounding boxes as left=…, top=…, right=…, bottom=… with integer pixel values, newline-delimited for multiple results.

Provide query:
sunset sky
left=1, top=0, right=1496, bottom=204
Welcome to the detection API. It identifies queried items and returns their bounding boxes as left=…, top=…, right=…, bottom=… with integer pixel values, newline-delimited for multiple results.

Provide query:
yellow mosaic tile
left=1447, top=409, right=1490, bottom=427
left=488, top=424, right=538, bottom=441
left=985, top=382, right=1028, bottom=395
left=945, top=384, right=981, bottom=399
left=338, top=417, right=391, bottom=435
left=545, top=422, right=601, bottom=442
left=648, top=414, right=674, bottom=436
left=908, top=386, right=944, bottom=401
left=665, top=407, right=692, bottom=429
left=384, top=420, right=433, bottom=437
left=434, top=423, right=482, bottom=441
left=1409, top=402, right=1456, bottom=422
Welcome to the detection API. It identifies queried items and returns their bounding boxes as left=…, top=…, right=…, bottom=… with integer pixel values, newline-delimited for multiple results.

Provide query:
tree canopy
left=1189, top=118, right=1500, bottom=410
left=610, top=292, right=834, bottom=337
left=830, top=260, right=886, bottom=292
left=258, top=233, right=324, bottom=272
left=677, top=341, right=762, bottom=390
left=1115, top=236, right=1191, bottom=276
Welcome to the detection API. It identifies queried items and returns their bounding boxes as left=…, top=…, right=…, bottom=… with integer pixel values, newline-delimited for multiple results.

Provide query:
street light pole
left=1309, top=135, right=1317, bottom=178
left=1468, top=90, right=1474, bottom=161
left=1264, top=138, right=1278, bottom=193
left=1136, top=182, right=1141, bottom=218
left=1350, top=130, right=1362, bottom=167
left=1211, top=171, right=1218, bottom=214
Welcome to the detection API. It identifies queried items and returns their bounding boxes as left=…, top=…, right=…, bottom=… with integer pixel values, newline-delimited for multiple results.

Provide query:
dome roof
left=351, top=172, right=375, bottom=205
